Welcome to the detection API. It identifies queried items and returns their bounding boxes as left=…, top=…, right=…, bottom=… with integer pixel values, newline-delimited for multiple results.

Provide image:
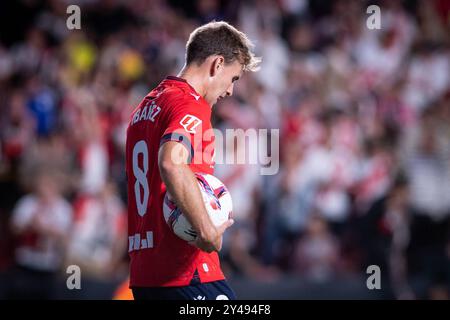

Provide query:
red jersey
left=126, top=76, right=223, bottom=287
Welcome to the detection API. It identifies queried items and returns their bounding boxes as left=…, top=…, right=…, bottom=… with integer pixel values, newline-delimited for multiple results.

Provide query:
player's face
left=207, top=59, right=243, bottom=106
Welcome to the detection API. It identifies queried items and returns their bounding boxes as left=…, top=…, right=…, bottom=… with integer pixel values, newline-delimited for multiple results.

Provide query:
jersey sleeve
left=160, top=102, right=209, bottom=164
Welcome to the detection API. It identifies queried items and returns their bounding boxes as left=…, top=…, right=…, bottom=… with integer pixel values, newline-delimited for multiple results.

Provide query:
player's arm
left=158, top=141, right=233, bottom=253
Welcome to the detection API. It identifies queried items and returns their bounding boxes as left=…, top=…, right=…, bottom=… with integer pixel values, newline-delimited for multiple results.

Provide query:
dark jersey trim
left=160, top=133, right=194, bottom=164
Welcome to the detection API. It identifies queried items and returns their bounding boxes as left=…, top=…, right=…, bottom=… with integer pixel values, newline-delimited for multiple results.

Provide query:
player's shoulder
left=156, top=84, right=185, bottom=101
left=155, top=90, right=204, bottom=119
left=158, top=87, right=199, bottom=107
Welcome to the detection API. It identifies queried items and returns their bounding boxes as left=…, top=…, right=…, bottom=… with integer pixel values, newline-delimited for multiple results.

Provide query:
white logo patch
left=180, top=114, right=202, bottom=134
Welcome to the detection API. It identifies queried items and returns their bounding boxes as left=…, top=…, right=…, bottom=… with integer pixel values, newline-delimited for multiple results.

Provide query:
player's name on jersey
left=131, top=101, right=161, bottom=126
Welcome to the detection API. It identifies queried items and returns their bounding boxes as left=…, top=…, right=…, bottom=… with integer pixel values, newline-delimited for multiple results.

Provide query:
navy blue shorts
left=132, top=280, right=236, bottom=300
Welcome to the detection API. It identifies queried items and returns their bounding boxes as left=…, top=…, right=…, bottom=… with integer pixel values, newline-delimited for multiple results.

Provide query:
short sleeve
left=160, top=102, right=209, bottom=164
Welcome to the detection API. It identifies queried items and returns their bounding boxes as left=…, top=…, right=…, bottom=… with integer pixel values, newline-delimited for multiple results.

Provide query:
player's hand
left=190, top=218, right=234, bottom=253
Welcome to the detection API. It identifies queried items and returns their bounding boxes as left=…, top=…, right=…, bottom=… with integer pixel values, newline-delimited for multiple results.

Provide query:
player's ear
left=210, top=55, right=224, bottom=77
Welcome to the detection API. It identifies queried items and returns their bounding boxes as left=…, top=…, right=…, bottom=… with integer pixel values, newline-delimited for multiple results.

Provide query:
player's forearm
left=159, top=161, right=217, bottom=241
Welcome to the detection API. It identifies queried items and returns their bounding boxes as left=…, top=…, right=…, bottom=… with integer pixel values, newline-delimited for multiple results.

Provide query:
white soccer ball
left=163, top=173, right=233, bottom=242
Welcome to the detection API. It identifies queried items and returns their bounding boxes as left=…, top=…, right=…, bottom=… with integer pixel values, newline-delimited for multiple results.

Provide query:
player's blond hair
left=186, top=21, right=261, bottom=72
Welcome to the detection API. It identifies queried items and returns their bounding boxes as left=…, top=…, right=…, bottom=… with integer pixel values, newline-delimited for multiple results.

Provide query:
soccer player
left=125, top=21, right=261, bottom=300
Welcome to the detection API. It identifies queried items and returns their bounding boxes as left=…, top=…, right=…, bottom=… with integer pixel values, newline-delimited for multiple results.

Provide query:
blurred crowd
left=0, top=0, right=449, bottom=299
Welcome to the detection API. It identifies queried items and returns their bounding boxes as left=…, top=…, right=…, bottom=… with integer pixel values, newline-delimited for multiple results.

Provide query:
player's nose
left=226, top=83, right=234, bottom=97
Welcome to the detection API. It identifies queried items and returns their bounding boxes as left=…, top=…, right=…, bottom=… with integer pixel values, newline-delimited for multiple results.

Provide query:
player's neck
left=177, top=66, right=207, bottom=98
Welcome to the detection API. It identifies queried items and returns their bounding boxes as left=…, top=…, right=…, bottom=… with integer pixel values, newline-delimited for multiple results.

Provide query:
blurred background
left=0, top=0, right=449, bottom=300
